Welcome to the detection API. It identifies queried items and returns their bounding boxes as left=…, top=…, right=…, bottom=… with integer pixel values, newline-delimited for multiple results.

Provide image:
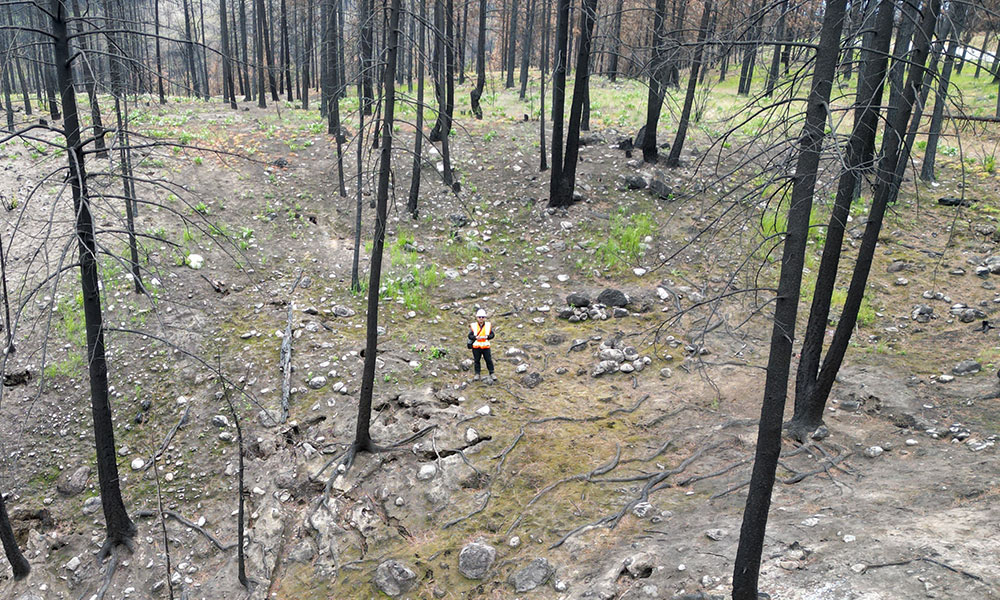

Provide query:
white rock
left=130, top=458, right=145, bottom=470
left=417, top=464, right=437, bottom=480
left=66, top=556, right=81, bottom=571
left=465, top=428, right=480, bottom=443
left=475, top=405, right=491, bottom=416
left=185, top=254, right=204, bottom=269
left=905, top=438, right=918, bottom=446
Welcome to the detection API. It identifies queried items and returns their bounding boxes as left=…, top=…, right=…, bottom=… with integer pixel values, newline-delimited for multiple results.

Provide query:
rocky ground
left=1, top=80, right=1000, bottom=600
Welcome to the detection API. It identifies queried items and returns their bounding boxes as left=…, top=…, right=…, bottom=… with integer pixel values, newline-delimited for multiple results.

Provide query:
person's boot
left=490, top=373, right=497, bottom=382
left=473, top=374, right=480, bottom=381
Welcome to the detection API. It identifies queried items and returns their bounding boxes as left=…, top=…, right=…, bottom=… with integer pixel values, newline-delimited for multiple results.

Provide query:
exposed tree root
left=143, top=405, right=190, bottom=471
left=137, top=509, right=236, bottom=551
left=279, top=271, right=304, bottom=423
left=863, top=557, right=986, bottom=582
left=93, top=546, right=119, bottom=600
left=444, top=490, right=492, bottom=528
left=550, top=441, right=723, bottom=549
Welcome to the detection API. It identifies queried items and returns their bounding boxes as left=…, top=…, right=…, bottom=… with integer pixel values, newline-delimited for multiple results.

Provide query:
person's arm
left=487, top=327, right=495, bottom=340
left=468, top=329, right=476, bottom=341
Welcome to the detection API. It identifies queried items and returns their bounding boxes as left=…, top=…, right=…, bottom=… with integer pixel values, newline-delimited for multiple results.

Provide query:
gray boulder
left=597, top=288, right=629, bottom=307
left=953, top=360, right=982, bottom=376
left=521, top=372, right=544, bottom=389
left=509, top=558, right=554, bottom=592
left=374, top=560, right=417, bottom=597
left=649, top=178, right=674, bottom=200
left=57, top=466, right=91, bottom=496
left=566, top=292, right=591, bottom=308
left=458, top=541, right=496, bottom=579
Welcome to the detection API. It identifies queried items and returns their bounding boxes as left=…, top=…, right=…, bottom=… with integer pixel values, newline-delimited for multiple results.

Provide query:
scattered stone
left=458, top=541, right=496, bottom=580
left=185, top=254, right=204, bottom=269
left=937, top=374, right=954, bottom=383
left=905, top=438, right=918, bottom=446
left=592, top=360, right=620, bottom=377
left=566, top=292, right=591, bottom=308
left=130, top=458, right=145, bottom=470
left=952, top=359, right=981, bottom=376
left=624, top=552, right=655, bottom=578
left=465, top=428, right=480, bottom=444
left=449, top=214, right=469, bottom=228
left=632, top=501, right=654, bottom=518
left=307, top=376, right=328, bottom=389
left=649, top=178, right=674, bottom=200
left=508, top=558, right=554, bottom=592
left=863, top=446, right=883, bottom=458
left=374, top=560, right=418, bottom=597
left=332, top=305, right=355, bottom=318
left=521, top=372, right=543, bottom=389
left=417, top=464, right=437, bottom=480
left=65, top=556, right=81, bottom=571
left=911, top=305, right=933, bottom=323
left=659, top=368, right=673, bottom=378
left=57, top=466, right=91, bottom=496
left=937, top=197, right=973, bottom=207
left=460, top=358, right=474, bottom=371
left=82, top=496, right=101, bottom=515
left=623, top=175, right=648, bottom=190
left=887, top=261, right=908, bottom=273
left=705, top=529, right=727, bottom=541
left=597, top=288, right=629, bottom=307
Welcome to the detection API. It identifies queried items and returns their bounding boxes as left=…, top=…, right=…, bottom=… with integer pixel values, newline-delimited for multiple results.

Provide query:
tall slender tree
left=642, top=0, right=668, bottom=162
left=549, top=0, right=598, bottom=206
left=353, top=0, right=403, bottom=462
left=409, top=0, right=427, bottom=217
left=0, top=493, right=29, bottom=579
left=666, top=0, right=712, bottom=167
left=731, top=0, right=848, bottom=595
left=470, top=0, right=486, bottom=118
left=788, top=0, right=896, bottom=440
left=51, top=0, right=137, bottom=556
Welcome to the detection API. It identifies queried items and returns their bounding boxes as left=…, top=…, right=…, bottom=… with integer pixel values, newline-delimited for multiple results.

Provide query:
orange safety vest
left=470, top=321, right=492, bottom=349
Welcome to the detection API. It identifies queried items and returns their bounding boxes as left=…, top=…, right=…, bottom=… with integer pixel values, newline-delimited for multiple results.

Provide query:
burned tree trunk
left=666, top=0, right=712, bottom=167
left=731, top=0, right=847, bottom=595
left=51, top=0, right=136, bottom=555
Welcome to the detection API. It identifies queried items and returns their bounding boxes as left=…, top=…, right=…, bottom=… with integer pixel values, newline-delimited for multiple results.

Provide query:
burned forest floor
left=1, top=74, right=1000, bottom=600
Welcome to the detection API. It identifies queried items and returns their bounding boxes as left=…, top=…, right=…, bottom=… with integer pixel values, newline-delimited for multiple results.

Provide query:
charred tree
left=353, top=0, right=404, bottom=460
left=471, top=0, right=486, bottom=118
left=221, top=0, right=238, bottom=108
left=788, top=0, right=942, bottom=444
left=0, top=493, right=29, bottom=580
left=51, top=0, right=137, bottom=555
left=642, top=0, right=668, bottom=162
left=789, top=0, right=895, bottom=440
left=731, top=0, right=847, bottom=595
left=408, top=0, right=427, bottom=217
left=666, top=0, right=712, bottom=167
left=549, top=0, right=598, bottom=207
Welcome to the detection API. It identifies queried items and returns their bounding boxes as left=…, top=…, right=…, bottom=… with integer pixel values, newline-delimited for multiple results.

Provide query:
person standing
left=468, top=308, right=496, bottom=382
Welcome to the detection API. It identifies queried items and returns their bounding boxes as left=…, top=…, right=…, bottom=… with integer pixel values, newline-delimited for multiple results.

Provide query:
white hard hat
left=476, top=309, right=487, bottom=318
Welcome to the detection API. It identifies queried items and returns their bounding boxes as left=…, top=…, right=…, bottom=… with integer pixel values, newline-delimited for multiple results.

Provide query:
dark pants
left=472, top=348, right=494, bottom=375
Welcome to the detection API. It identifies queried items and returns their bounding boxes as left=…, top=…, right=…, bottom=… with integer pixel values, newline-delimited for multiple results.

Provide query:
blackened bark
left=737, top=0, right=761, bottom=95
left=471, top=0, right=486, bottom=118
left=0, top=493, right=29, bottom=579
left=356, top=0, right=403, bottom=452
left=801, top=0, right=942, bottom=442
left=789, top=0, right=895, bottom=440
left=255, top=0, right=267, bottom=106
left=409, top=0, right=427, bottom=217
left=303, top=0, right=312, bottom=108
left=506, top=0, right=520, bottom=88
left=519, top=0, right=536, bottom=100
left=261, top=0, right=279, bottom=101
left=608, top=0, right=623, bottom=80
left=642, top=0, right=667, bottom=162
left=548, top=0, right=597, bottom=207
left=549, top=0, right=570, bottom=193
left=730, top=0, right=847, bottom=596
left=221, top=0, right=238, bottom=108
left=666, top=0, right=712, bottom=167
left=240, top=0, right=252, bottom=100
left=764, top=0, right=787, bottom=97
left=539, top=0, right=550, bottom=171
left=183, top=0, right=200, bottom=97
left=282, top=0, right=293, bottom=101
left=52, top=0, right=136, bottom=552
left=458, top=0, right=468, bottom=83
left=921, top=5, right=965, bottom=182
left=361, top=0, right=374, bottom=114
